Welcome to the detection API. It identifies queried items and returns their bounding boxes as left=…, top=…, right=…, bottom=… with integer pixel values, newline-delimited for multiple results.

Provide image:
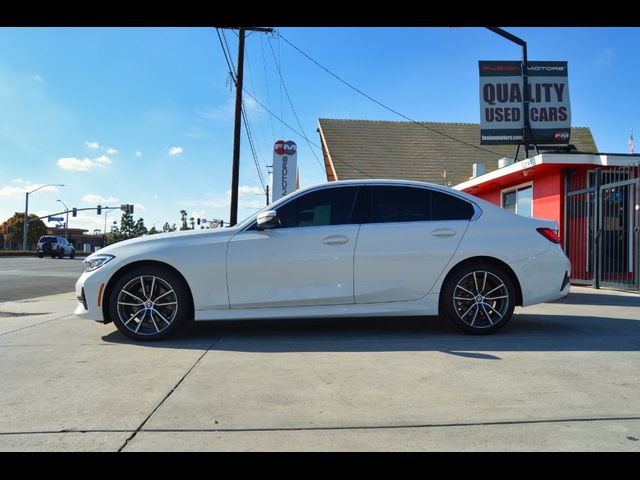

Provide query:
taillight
left=536, top=227, right=560, bottom=244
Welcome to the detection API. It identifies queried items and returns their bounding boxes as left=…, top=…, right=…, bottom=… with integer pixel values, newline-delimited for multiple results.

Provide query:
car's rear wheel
left=108, top=266, right=191, bottom=341
left=442, top=263, right=515, bottom=335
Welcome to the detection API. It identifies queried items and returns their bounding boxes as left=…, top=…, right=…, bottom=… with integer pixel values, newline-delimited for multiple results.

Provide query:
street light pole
left=486, top=27, right=533, bottom=158
left=57, top=199, right=69, bottom=240
left=23, top=183, right=64, bottom=251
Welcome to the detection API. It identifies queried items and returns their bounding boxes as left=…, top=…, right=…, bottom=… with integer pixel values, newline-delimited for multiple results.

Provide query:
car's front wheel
left=108, top=266, right=191, bottom=341
left=442, top=263, right=515, bottom=335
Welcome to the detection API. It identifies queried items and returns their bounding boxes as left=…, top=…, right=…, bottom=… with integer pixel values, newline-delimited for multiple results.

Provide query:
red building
left=454, top=153, right=639, bottom=290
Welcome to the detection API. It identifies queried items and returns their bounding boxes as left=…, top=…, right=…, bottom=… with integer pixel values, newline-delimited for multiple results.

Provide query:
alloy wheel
left=116, top=275, right=179, bottom=336
left=452, top=270, right=510, bottom=329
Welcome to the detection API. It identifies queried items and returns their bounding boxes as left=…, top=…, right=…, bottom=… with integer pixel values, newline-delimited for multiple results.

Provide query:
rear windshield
left=39, top=237, right=58, bottom=243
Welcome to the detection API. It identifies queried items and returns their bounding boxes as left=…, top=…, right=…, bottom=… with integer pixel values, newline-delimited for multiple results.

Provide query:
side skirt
left=193, top=293, right=439, bottom=321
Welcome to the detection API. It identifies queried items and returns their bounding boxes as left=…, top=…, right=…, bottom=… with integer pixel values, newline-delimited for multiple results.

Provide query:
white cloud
left=11, top=178, right=25, bottom=183
left=106, top=147, right=119, bottom=155
left=0, top=182, right=60, bottom=198
left=135, top=150, right=143, bottom=157
left=31, top=74, right=45, bottom=83
left=168, top=146, right=183, bottom=156
left=191, top=209, right=206, bottom=219
left=82, top=194, right=119, bottom=204
left=57, top=157, right=96, bottom=171
left=238, top=185, right=263, bottom=195
left=85, top=141, right=101, bottom=150
left=57, top=155, right=111, bottom=172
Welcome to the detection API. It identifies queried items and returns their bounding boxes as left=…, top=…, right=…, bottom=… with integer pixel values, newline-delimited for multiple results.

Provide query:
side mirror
left=256, top=210, right=280, bottom=230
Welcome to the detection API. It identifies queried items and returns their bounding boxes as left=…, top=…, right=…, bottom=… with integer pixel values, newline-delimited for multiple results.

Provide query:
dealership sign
left=479, top=61, right=571, bottom=145
left=272, top=140, right=298, bottom=202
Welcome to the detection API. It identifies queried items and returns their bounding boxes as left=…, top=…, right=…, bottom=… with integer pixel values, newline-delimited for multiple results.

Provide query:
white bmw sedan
left=75, top=180, right=570, bottom=340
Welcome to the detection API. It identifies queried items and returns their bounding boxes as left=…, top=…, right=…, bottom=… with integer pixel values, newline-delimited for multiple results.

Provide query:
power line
left=242, top=88, right=373, bottom=179
left=241, top=101, right=267, bottom=191
left=266, top=36, right=326, bottom=174
left=275, top=30, right=507, bottom=158
left=259, top=35, right=277, bottom=142
left=217, top=28, right=267, bottom=192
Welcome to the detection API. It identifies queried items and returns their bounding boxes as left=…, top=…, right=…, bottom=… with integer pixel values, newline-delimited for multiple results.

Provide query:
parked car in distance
left=75, top=179, right=571, bottom=341
left=37, top=236, right=76, bottom=259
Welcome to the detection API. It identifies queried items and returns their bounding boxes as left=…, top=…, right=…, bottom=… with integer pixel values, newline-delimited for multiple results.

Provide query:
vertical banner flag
left=272, top=140, right=298, bottom=202
left=479, top=61, right=571, bottom=145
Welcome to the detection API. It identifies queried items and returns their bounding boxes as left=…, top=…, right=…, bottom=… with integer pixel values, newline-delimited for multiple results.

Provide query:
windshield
left=40, top=236, right=57, bottom=243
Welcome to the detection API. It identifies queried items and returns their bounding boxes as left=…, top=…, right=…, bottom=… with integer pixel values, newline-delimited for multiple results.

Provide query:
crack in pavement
left=3, top=414, right=640, bottom=438
left=116, top=322, right=232, bottom=452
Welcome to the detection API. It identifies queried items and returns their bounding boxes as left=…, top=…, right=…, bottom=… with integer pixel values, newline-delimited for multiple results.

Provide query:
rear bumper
left=510, top=246, right=571, bottom=306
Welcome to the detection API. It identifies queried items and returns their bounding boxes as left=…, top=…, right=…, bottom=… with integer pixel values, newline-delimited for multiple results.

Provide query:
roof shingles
left=318, top=119, right=597, bottom=186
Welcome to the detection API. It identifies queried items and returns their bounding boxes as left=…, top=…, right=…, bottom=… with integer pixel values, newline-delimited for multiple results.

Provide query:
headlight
left=83, top=254, right=115, bottom=272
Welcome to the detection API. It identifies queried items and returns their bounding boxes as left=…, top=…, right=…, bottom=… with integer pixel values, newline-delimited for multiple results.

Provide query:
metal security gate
left=565, top=163, right=639, bottom=291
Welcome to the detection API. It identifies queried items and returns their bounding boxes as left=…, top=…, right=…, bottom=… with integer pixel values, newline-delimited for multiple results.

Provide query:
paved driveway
left=0, top=286, right=639, bottom=451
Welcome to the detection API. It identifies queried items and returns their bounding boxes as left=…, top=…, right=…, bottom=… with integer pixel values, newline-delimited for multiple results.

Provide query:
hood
left=88, top=226, right=240, bottom=258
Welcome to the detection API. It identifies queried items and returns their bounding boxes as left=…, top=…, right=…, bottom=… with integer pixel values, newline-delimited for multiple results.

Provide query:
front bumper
left=74, top=268, right=112, bottom=322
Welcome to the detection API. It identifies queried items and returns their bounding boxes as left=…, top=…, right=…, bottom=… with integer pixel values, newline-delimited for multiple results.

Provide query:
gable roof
left=318, top=118, right=598, bottom=186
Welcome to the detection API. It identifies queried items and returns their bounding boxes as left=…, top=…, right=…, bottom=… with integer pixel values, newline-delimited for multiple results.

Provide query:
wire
left=260, top=35, right=277, bottom=141
left=216, top=28, right=267, bottom=192
left=241, top=101, right=267, bottom=191
left=275, top=30, right=507, bottom=158
left=215, top=28, right=237, bottom=87
left=266, top=36, right=326, bottom=174
left=242, top=88, right=374, bottom=179
left=245, top=45, right=271, bottom=159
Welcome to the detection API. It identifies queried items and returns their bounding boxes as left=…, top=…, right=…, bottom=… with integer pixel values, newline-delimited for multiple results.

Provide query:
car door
left=353, top=185, right=474, bottom=304
left=226, top=185, right=360, bottom=309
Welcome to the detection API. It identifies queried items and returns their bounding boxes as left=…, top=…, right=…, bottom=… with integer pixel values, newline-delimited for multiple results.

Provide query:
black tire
left=38, top=252, right=44, bottom=258
left=442, top=262, right=516, bottom=335
left=70, top=251, right=75, bottom=259
left=58, top=250, right=64, bottom=259
left=108, top=266, right=192, bottom=341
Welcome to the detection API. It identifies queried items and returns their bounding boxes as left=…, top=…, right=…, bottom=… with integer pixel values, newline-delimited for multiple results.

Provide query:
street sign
left=49, top=217, right=64, bottom=222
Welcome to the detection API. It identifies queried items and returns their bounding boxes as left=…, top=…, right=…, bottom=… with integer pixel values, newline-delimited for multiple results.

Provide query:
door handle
left=431, top=228, right=457, bottom=237
left=322, top=235, right=349, bottom=245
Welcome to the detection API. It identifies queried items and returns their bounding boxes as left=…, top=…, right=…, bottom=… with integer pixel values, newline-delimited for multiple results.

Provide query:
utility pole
left=223, top=27, right=273, bottom=226
left=486, top=27, right=534, bottom=159
left=265, top=185, right=270, bottom=206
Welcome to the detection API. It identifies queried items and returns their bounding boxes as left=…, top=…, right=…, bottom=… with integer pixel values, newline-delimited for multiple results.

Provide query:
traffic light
left=120, top=204, right=134, bottom=215
left=197, top=218, right=201, bottom=225
left=72, top=208, right=77, bottom=217
left=97, top=205, right=102, bottom=215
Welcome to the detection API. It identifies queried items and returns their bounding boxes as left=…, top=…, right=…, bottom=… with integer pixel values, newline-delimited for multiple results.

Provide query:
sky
left=0, top=26, right=638, bottom=233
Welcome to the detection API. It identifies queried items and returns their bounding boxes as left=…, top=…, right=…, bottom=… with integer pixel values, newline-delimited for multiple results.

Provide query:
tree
left=179, top=210, right=189, bottom=231
left=148, top=226, right=159, bottom=235
left=133, top=218, right=148, bottom=237
left=2, top=212, right=48, bottom=250
left=119, top=211, right=135, bottom=239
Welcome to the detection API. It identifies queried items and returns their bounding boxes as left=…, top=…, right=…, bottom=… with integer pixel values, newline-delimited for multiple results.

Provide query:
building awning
left=454, top=153, right=640, bottom=194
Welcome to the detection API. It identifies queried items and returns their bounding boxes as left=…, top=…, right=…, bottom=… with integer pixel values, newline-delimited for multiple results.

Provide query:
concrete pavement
left=0, top=286, right=639, bottom=451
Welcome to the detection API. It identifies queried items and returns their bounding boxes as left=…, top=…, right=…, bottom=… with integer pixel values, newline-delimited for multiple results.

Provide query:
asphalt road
left=0, top=257, right=82, bottom=302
